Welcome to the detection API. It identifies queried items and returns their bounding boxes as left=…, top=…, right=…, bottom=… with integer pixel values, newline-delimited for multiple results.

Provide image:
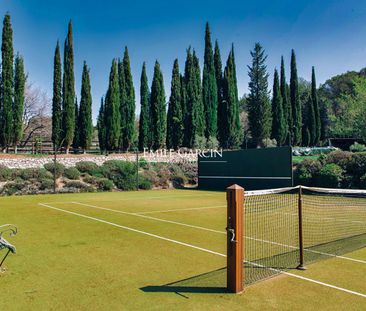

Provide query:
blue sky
left=1, top=0, right=366, bottom=122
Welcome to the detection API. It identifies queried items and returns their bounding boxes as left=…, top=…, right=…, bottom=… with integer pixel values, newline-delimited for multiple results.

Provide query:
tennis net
left=243, top=185, right=366, bottom=285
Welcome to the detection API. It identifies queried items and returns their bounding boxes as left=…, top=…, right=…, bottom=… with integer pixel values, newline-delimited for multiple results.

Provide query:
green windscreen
left=198, top=147, right=293, bottom=191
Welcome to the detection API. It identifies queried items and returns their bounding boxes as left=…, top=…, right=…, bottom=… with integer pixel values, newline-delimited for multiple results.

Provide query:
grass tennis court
left=1, top=189, right=366, bottom=310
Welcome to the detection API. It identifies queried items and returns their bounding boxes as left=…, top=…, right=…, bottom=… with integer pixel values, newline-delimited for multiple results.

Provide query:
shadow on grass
left=140, top=267, right=229, bottom=294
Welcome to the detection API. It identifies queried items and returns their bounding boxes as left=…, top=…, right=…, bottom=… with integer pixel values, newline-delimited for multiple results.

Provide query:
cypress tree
left=166, top=59, right=183, bottom=150
left=120, top=47, right=135, bottom=151
left=105, top=59, right=121, bottom=151
left=52, top=41, right=62, bottom=148
left=73, top=97, right=79, bottom=149
left=290, top=49, right=302, bottom=146
left=150, top=61, right=166, bottom=150
left=13, top=53, right=25, bottom=152
left=118, top=59, right=126, bottom=149
left=97, top=97, right=106, bottom=153
left=138, top=62, right=150, bottom=151
left=183, top=48, right=204, bottom=147
left=214, top=41, right=225, bottom=146
left=302, top=95, right=315, bottom=147
left=271, top=69, right=286, bottom=146
left=79, top=61, right=93, bottom=153
left=312, top=66, right=321, bottom=146
left=247, top=43, right=272, bottom=147
left=280, top=56, right=291, bottom=144
left=62, top=20, right=76, bottom=153
left=180, top=73, right=187, bottom=140
left=0, top=13, right=14, bottom=151
left=202, top=23, right=218, bottom=140
left=222, top=46, right=241, bottom=149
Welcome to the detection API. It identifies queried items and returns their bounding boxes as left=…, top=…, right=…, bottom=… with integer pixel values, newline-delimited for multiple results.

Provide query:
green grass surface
left=292, top=155, right=320, bottom=163
left=0, top=190, right=365, bottom=310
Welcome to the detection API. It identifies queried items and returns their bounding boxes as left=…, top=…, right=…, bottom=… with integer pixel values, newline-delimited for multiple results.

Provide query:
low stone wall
left=0, top=152, right=197, bottom=169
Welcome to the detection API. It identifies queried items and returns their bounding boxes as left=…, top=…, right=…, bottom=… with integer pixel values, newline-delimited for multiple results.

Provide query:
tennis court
left=0, top=189, right=365, bottom=310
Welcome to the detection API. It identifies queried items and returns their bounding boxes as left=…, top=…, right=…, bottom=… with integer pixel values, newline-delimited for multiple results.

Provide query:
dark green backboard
left=198, top=147, right=293, bottom=191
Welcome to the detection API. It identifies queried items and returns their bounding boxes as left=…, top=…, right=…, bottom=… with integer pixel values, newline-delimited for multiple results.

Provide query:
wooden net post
left=226, top=184, right=244, bottom=293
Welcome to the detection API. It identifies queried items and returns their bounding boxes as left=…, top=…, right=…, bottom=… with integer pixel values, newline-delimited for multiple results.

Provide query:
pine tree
left=247, top=43, right=272, bottom=147
left=0, top=13, right=14, bottom=151
left=13, top=53, right=25, bottom=152
left=312, top=66, right=321, bottom=146
left=97, top=97, right=106, bottom=153
left=166, top=59, right=183, bottom=150
left=120, top=47, right=135, bottom=150
left=222, top=46, right=241, bottom=149
left=105, top=59, right=121, bottom=151
left=138, top=62, right=150, bottom=151
left=280, top=56, right=291, bottom=144
left=78, top=61, right=93, bottom=153
left=271, top=69, right=286, bottom=146
left=202, top=23, right=218, bottom=140
left=62, top=20, right=76, bottom=153
left=183, top=48, right=204, bottom=147
left=214, top=41, right=225, bottom=146
left=52, top=41, right=62, bottom=148
left=290, top=49, right=302, bottom=146
left=150, top=61, right=166, bottom=150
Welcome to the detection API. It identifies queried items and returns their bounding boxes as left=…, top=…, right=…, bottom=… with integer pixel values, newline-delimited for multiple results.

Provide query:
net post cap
left=226, top=184, right=244, bottom=190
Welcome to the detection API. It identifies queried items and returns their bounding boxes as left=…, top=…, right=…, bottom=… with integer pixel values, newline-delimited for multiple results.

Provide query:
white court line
left=72, top=201, right=366, bottom=265
left=37, top=202, right=366, bottom=299
left=135, top=205, right=226, bottom=215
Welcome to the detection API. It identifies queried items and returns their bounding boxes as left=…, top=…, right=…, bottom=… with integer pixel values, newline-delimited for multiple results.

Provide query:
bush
left=345, top=153, right=366, bottom=187
left=138, top=158, right=149, bottom=169
left=64, top=167, right=80, bottom=180
left=350, top=142, right=366, bottom=153
left=262, top=138, right=277, bottom=148
left=44, top=162, right=65, bottom=178
left=83, top=174, right=98, bottom=185
left=96, top=178, right=114, bottom=191
left=64, top=180, right=95, bottom=192
left=325, top=151, right=352, bottom=169
left=360, top=174, right=366, bottom=189
left=139, top=177, right=152, bottom=190
left=0, top=180, right=25, bottom=195
left=315, top=164, right=343, bottom=188
left=75, top=161, right=100, bottom=175
left=21, top=168, right=51, bottom=180
left=0, top=165, right=11, bottom=181
left=102, top=160, right=137, bottom=190
left=40, top=178, right=54, bottom=190
left=206, top=136, right=219, bottom=149
left=294, top=159, right=322, bottom=186
left=169, top=164, right=188, bottom=188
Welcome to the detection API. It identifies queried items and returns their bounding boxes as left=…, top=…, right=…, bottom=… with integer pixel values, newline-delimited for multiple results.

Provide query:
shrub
left=139, top=177, right=152, bottom=190
left=75, top=161, right=99, bottom=175
left=44, top=162, right=65, bottom=178
left=360, top=174, right=366, bottom=189
left=350, top=142, right=366, bottom=153
left=1, top=180, right=25, bottom=195
left=83, top=174, right=98, bottom=185
left=345, top=153, right=366, bottom=187
left=64, top=167, right=80, bottom=180
left=102, top=160, right=137, bottom=190
left=325, top=151, right=352, bottom=169
left=0, top=165, right=11, bottom=181
left=169, top=164, right=188, bottom=188
left=206, top=136, right=219, bottom=149
left=138, top=158, right=149, bottom=169
left=315, top=164, right=343, bottom=188
left=262, top=138, right=277, bottom=148
left=21, top=168, right=51, bottom=180
left=96, top=178, right=114, bottom=191
left=40, top=178, right=54, bottom=190
left=64, top=180, right=95, bottom=192
left=294, top=159, right=322, bottom=186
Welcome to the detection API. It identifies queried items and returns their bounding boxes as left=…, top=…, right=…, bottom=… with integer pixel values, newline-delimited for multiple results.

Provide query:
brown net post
left=226, top=184, right=244, bottom=293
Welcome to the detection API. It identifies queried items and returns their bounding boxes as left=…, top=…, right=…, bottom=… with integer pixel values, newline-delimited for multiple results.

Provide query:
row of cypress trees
left=97, top=23, right=242, bottom=152
left=52, top=21, right=93, bottom=153
left=0, top=14, right=26, bottom=152
left=248, top=43, right=321, bottom=147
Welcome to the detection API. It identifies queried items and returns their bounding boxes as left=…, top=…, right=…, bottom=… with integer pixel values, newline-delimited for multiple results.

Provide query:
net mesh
left=243, top=186, right=366, bottom=286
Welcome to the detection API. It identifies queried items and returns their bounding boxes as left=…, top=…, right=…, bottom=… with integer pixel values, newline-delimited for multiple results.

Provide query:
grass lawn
left=292, top=155, right=320, bottom=164
left=0, top=189, right=365, bottom=310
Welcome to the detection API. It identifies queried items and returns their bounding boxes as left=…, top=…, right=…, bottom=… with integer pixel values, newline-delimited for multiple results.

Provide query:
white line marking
left=37, top=202, right=366, bottom=298
left=199, top=176, right=292, bottom=180
left=136, top=205, right=226, bottom=215
left=72, top=201, right=366, bottom=265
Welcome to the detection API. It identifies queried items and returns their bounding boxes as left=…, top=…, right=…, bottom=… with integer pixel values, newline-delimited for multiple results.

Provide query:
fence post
left=226, top=184, right=244, bottom=293
left=297, top=186, right=306, bottom=270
